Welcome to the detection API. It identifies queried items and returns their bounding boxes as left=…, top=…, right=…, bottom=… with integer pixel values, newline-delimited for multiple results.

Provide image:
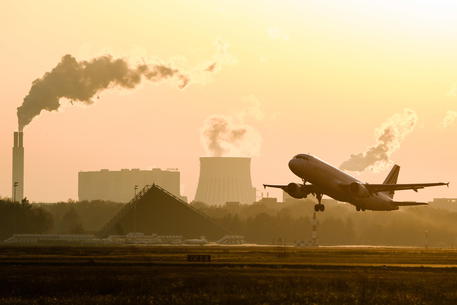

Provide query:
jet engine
left=349, top=182, right=370, bottom=197
left=283, top=183, right=314, bottom=199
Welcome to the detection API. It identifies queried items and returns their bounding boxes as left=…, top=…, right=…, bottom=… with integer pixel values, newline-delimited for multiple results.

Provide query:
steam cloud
left=201, top=115, right=261, bottom=157
left=17, top=54, right=190, bottom=130
left=340, top=109, right=418, bottom=172
left=201, top=98, right=263, bottom=157
left=200, top=40, right=236, bottom=76
left=441, top=110, right=457, bottom=128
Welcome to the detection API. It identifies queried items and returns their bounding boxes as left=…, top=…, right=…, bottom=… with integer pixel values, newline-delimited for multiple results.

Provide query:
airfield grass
left=1, top=246, right=457, bottom=304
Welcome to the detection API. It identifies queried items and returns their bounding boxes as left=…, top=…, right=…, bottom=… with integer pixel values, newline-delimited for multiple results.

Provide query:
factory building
left=12, top=131, right=24, bottom=202
left=194, top=157, right=256, bottom=206
left=78, top=168, right=180, bottom=202
left=430, top=198, right=457, bottom=212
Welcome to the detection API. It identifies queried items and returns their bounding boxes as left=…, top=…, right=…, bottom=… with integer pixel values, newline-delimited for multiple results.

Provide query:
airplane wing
left=263, top=184, right=288, bottom=190
left=263, top=184, right=318, bottom=192
left=365, top=182, right=449, bottom=193
left=392, top=201, right=428, bottom=206
left=263, top=183, right=317, bottom=199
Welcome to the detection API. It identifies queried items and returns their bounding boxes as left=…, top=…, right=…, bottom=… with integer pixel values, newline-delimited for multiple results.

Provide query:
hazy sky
left=1, top=0, right=456, bottom=202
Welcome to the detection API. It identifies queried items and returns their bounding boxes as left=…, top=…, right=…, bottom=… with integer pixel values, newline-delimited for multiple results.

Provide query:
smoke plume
left=441, top=110, right=457, bottom=128
left=201, top=40, right=236, bottom=75
left=340, top=109, right=418, bottom=172
left=201, top=115, right=262, bottom=157
left=17, top=54, right=190, bottom=130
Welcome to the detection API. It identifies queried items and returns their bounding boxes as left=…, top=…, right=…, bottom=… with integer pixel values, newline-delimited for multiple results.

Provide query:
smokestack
left=194, top=157, right=256, bottom=205
left=12, top=131, right=24, bottom=202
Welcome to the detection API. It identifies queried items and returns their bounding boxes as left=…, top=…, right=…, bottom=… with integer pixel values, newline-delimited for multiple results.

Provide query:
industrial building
left=5, top=234, right=98, bottom=245
left=194, top=157, right=256, bottom=206
left=78, top=168, right=181, bottom=202
left=99, top=184, right=228, bottom=240
left=430, top=198, right=457, bottom=211
left=12, top=131, right=24, bottom=202
left=5, top=233, right=244, bottom=245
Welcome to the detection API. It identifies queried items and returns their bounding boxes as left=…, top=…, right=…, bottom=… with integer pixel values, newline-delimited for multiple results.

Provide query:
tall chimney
left=12, top=131, right=24, bottom=202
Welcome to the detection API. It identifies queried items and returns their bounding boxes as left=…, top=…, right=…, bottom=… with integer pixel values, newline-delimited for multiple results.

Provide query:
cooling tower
left=194, top=157, right=256, bottom=205
left=12, top=131, right=24, bottom=202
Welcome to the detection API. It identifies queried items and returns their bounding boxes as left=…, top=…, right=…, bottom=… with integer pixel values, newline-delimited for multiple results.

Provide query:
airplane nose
left=288, top=157, right=304, bottom=175
left=288, top=158, right=297, bottom=170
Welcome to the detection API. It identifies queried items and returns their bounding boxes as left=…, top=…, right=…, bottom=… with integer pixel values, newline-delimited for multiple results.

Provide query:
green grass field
left=1, top=245, right=457, bottom=304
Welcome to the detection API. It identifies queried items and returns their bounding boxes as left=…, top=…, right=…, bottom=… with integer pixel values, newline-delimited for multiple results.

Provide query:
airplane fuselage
left=288, top=154, right=398, bottom=211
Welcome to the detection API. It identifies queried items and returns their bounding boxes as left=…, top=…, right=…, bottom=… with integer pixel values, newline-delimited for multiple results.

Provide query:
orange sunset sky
left=1, top=0, right=456, bottom=202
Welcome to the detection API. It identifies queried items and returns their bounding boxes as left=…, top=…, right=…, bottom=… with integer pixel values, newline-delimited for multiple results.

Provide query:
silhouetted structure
left=78, top=168, right=181, bottom=202
left=12, top=131, right=24, bottom=202
left=430, top=198, right=457, bottom=211
left=194, top=157, right=256, bottom=205
left=99, top=184, right=227, bottom=240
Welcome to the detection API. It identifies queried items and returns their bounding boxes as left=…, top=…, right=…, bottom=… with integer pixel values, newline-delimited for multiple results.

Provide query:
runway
left=2, top=245, right=457, bottom=268
left=2, top=245, right=457, bottom=304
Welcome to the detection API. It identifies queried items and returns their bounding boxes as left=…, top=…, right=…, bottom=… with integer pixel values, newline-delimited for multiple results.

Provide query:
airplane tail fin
left=382, top=164, right=400, bottom=199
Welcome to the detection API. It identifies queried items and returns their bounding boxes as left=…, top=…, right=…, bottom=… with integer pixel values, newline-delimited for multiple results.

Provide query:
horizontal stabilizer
left=365, top=182, right=449, bottom=193
left=392, top=201, right=428, bottom=206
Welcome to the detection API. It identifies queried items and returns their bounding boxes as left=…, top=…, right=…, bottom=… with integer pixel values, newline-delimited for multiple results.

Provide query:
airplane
left=264, top=154, right=449, bottom=212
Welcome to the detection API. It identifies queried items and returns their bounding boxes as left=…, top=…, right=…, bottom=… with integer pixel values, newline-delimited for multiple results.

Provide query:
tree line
left=1, top=198, right=457, bottom=247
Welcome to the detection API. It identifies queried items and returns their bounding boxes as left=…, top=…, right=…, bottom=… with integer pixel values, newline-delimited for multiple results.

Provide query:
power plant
left=12, top=131, right=24, bottom=202
left=78, top=168, right=181, bottom=202
left=194, top=157, right=256, bottom=205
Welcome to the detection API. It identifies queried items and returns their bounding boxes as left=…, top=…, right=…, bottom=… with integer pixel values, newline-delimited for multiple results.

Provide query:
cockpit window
left=294, top=154, right=310, bottom=160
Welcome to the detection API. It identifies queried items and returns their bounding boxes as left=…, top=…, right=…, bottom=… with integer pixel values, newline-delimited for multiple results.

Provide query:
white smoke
left=447, top=83, right=457, bottom=97
left=17, top=44, right=227, bottom=130
left=202, top=40, right=237, bottom=74
left=267, top=27, right=289, bottom=41
left=340, top=109, right=418, bottom=172
left=238, top=95, right=264, bottom=121
left=441, top=111, right=457, bottom=128
left=201, top=97, right=263, bottom=157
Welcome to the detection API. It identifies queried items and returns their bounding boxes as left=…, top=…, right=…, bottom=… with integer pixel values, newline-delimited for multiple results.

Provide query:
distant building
left=217, top=235, right=245, bottom=244
left=78, top=168, right=180, bottom=202
left=255, top=197, right=279, bottom=206
left=258, top=197, right=278, bottom=204
left=283, top=190, right=304, bottom=203
left=5, top=234, right=98, bottom=244
left=430, top=198, right=457, bottom=212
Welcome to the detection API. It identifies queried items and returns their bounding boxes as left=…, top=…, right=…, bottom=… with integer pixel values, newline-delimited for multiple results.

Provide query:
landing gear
left=356, top=206, right=366, bottom=212
left=314, top=193, right=325, bottom=212
left=314, top=204, right=325, bottom=212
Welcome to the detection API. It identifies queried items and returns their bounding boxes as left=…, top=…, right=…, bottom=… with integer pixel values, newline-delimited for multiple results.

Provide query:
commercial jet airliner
left=264, top=154, right=449, bottom=212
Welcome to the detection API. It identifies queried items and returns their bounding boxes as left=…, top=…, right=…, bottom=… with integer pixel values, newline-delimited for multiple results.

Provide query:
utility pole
left=13, top=182, right=18, bottom=203
left=311, top=211, right=319, bottom=247
left=134, top=185, right=138, bottom=233
left=12, top=181, right=19, bottom=235
left=424, top=230, right=429, bottom=249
